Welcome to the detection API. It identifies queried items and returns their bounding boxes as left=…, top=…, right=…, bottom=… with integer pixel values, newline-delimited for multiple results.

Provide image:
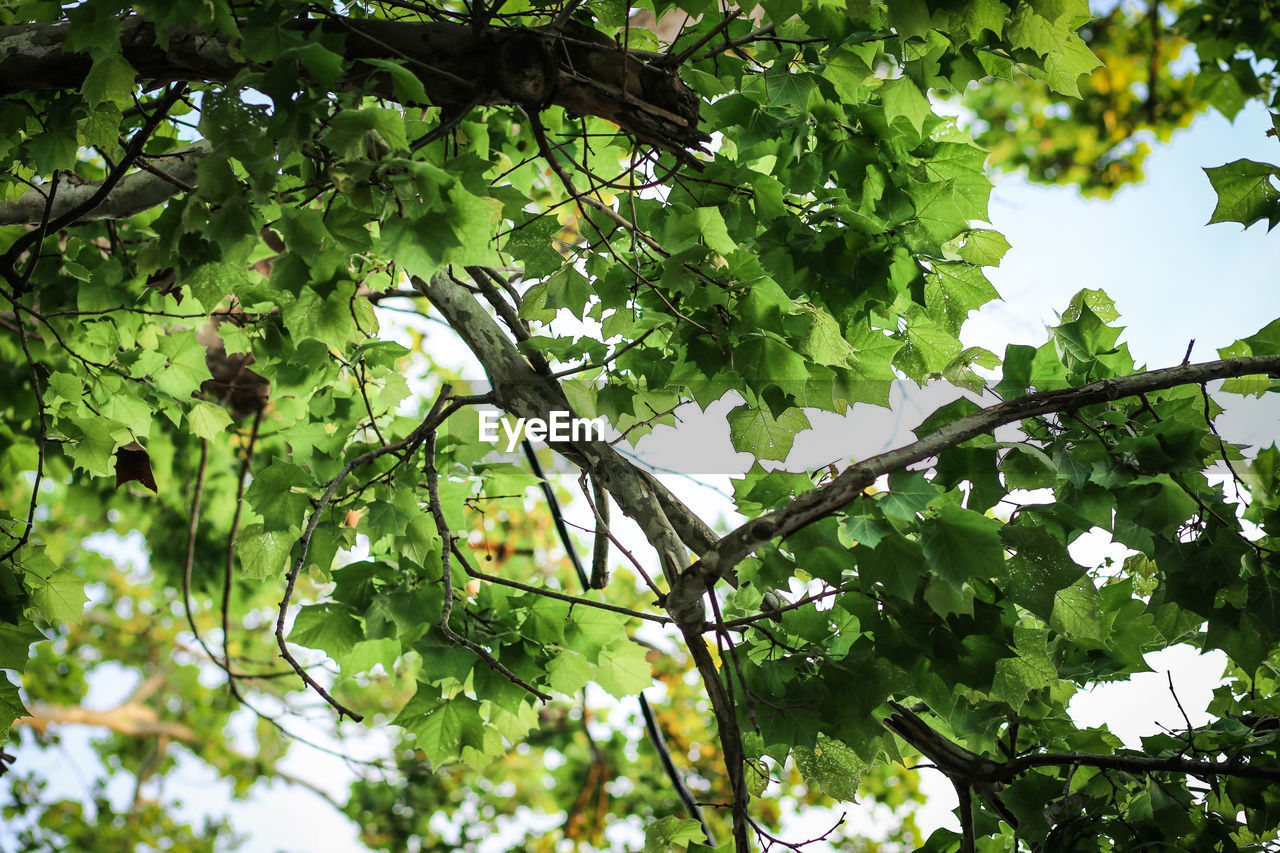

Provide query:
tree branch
left=0, top=16, right=709, bottom=163
left=1, top=83, right=187, bottom=288
left=0, top=142, right=209, bottom=227
left=674, top=354, right=1280, bottom=606
left=411, top=272, right=716, bottom=623
left=15, top=702, right=197, bottom=742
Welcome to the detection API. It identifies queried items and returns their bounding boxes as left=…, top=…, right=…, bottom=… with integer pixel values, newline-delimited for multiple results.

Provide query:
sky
left=5, top=56, right=1280, bottom=853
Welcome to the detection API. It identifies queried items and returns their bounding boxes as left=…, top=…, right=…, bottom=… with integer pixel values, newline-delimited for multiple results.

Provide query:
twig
left=11, top=171, right=60, bottom=292
left=222, top=410, right=275, bottom=683
left=355, top=361, right=388, bottom=447
left=551, top=327, right=658, bottom=378
left=659, top=9, right=741, bottom=68
left=717, top=584, right=846, bottom=630
left=560, top=512, right=663, bottom=596
left=639, top=695, right=717, bottom=846
left=274, top=397, right=465, bottom=721
left=682, top=622, right=751, bottom=851
left=955, top=781, right=975, bottom=853
left=129, top=152, right=197, bottom=192
left=554, top=0, right=587, bottom=29
left=709, top=590, right=758, bottom=735
left=450, top=542, right=669, bottom=624
left=0, top=301, right=45, bottom=563
left=1201, top=382, right=1248, bottom=498
left=424, top=387, right=552, bottom=702
left=181, top=442, right=219, bottom=668
left=528, top=113, right=667, bottom=256
left=410, top=97, right=483, bottom=151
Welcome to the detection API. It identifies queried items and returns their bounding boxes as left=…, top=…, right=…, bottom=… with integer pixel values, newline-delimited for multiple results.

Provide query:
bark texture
left=0, top=16, right=710, bottom=162
left=0, top=142, right=208, bottom=227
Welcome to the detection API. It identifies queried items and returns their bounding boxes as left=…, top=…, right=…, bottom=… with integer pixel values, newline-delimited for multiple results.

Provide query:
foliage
left=0, top=0, right=1279, bottom=851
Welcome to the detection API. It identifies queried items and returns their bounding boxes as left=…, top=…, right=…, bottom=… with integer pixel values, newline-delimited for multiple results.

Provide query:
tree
left=2, top=0, right=1280, bottom=850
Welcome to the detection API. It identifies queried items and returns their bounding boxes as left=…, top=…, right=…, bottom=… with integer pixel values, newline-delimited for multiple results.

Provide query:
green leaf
left=991, top=625, right=1057, bottom=709
left=361, top=58, right=430, bottom=104
left=338, top=638, right=401, bottom=674
left=792, top=734, right=866, bottom=802
left=186, top=262, right=253, bottom=310
left=186, top=400, right=233, bottom=441
left=380, top=213, right=458, bottom=280
left=954, top=229, right=1011, bottom=266
left=394, top=690, right=485, bottom=766
left=21, top=554, right=86, bottom=624
left=152, top=331, right=211, bottom=400
left=692, top=207, right=737, bottom=255
left=504, top=215, right=564, bottom=279
left=593, top=638, right=652, bottom=699
left=855, top=533, right=925, bottom=601
left=1050, top=578, right=1106, bottom=642
left=547, top=648, right=594, bottom=695
left=523, top=595, right=571, bottom=644
left=920, top=505, right=1004, bottom=588
left=841, top=504, right=892, bottom=549
left=880, top=77, right=931, bottom=134
left=821, top=45, right=873, bottom=99
left=285, top=282, right=362, bottom=350
left=0, top=676, right=27, bottom=739
left=878, top=471, right=939, bottom=523
left=238, top=524, right=294, bottom=581
left=797, top=304, right=856, bottom=367
left=82, top=54, right=136, bottom=107
left=289, top=602, right=364, bottom=657
left=925, top=263, right=998, bottom=335
left=999, top=525, right=1087, bottom=620
left=1204, top=159, right=1280, bottom=230
left=645, top=816, right=706, bottom=852
left=324, top=107, right=409, bottom=158
left=69, top=416, right=120, bottom=477
left=958, top=0, right=1007, bottom=41
left=0, top=621, right=44, bottom=672
left=727, top=403, right=809, bottom=462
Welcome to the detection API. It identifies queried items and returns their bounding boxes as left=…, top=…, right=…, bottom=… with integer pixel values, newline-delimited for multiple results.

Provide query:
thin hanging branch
left=423, top=387, right=552, bottom=702
left=273, top=391, right=472, bottom=721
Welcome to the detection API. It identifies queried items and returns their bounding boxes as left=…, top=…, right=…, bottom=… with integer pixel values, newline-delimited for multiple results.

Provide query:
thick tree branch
left=15, top=702, right=197, bottom=742
left=412, top=272, right=715, bottom=623
left=1005, top=750, right=1280, bottom=783
left=681, top=621, right=752, bottom=851
left=885, top=700, right=1280, bottom=794
left=674, top=354, right=1280, bottom=606
left=2, top=83, right=187, bottom=293
left=0, top=16, right=709, bottom=163
left=414, top=270, right=756, bottom=847
left=0, top=142, right=209, bottom=227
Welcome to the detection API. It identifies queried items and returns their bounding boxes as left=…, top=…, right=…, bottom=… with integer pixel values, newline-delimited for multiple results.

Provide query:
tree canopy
left=3, top=0, right=1280, bottom=850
